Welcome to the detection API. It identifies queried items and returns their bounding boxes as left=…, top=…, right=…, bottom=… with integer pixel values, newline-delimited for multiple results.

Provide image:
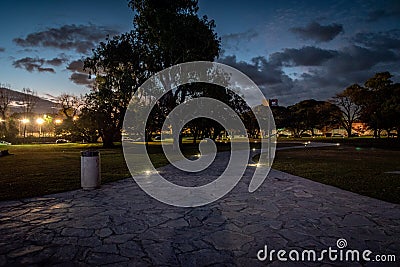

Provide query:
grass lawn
left=0, top=144, right=127, bottom=201
left=0, top=143, right=204, bottom=201
left=257, top=144, right=400, bottom=204
left=1, top=141, right=399, bottom=203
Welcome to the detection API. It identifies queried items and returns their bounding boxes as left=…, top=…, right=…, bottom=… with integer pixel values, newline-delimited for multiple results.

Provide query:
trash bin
left=81, top=150, right=101, bottom=189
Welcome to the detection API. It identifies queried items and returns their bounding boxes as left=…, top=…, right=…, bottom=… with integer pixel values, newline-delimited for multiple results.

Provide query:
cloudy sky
left=0, top=0, right=399, bottom=106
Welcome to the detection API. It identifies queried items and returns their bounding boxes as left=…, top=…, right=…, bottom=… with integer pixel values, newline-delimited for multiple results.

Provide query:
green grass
left=0, top=142, right=228, bottom=201
left=255, top=145, right=400, bottom=204
left=0, top=143, right=202, bottom=201
left=2, top=141, right=400, bottom=203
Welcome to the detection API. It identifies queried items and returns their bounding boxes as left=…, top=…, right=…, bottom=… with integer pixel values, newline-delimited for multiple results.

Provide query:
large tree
left=287, top=99, right=340, bottom=137
left=84, top=33, right=146, bottom=147
left=21, top=88, right=37, bottom=138
left=361, top=72, right=394, bottom=138
left=129, top=0, right=221, bottom=149
left=331, top=84, right=363, bottom=137
left=85, top=0, right=220, bottom=148
left=0, top=86, right=12, bottom=139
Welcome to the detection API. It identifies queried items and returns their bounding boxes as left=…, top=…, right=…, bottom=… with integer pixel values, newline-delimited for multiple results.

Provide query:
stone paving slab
left=0, top=148, right=399, bottom=266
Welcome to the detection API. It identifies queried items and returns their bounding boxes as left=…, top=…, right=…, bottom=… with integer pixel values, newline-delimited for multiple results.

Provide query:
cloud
left=219, top=37, right=399, bottom=106
left=221, top=29, right=259, bottom=51
left=66, top=59, right=92, bottom=86
left=218, top=55, right=295, bottom=103
left=219, top=55, right=286, bottom=86
left=366, top=8, right=400, bottom=22
left=13, top=24, right=119, bottom=54
left=290, top=21, right=344, bottom=42
left=352, top=30, right=400, bottom=50
left=70, top=73, right=92, bottom=85
left=66, top=60, right=85, bottom=72
left=269, top=46, right=338, bottom=67
left=0, top=47, right=5, bottom=52
left=222, top=29, right=259, bottom=43
left=12, top=57, right=67, bottom=73
left=46, top=57, right=66, bottom=66
left=325, top=45, right=398, bottom=73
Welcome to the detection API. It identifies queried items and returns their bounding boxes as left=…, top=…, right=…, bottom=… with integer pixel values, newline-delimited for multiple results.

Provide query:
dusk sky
left=0, top=0, right=399, bottom=106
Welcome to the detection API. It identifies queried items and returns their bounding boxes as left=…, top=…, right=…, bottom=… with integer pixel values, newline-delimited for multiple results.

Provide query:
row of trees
left=270, top=72, right=400, bottom=138
left=0, top=86, right=40, bottom=140
left=333, top=72, right=400, bottom=138
left=271, top=99, right=341, bottom=137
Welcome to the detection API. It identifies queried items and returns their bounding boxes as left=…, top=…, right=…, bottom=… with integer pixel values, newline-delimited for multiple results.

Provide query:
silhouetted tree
left=84, top=0, right=220, bottom=148
left=331, top=84, right=363, bottom=137
left=270, top=106, right=290, bottom=131
left=287, top=99, right=339, bottom=137
left=361, top=72, right=394, bottom=138
left=84, top=33, right=145, bottom=147
left=21, top=88, right=37, bottom=138
left=128, top=0, right=220, bottom=149
left=0, top=86, right=12, bottom=138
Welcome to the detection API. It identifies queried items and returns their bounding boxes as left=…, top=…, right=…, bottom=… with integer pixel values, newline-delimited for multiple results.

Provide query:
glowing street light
left=36, top=118, right=45, bottom=138
left=19, top=118, right=30, bottom=138
left=36, top=118, right=45, bottom=125
left=54, top=119, right=62, bottom=124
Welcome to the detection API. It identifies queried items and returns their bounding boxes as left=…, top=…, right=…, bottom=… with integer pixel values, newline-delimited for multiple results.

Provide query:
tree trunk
left=193, top=128, right=197, bottom=144
left=102, top=132, right=115, bottom=148
left=346, top=127, right=352, bottom=138
left=373, top=128, right=378, bottom=138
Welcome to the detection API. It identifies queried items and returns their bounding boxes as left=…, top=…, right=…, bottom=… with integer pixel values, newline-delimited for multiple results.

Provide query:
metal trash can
left=81, top=150, right=101, bottom=189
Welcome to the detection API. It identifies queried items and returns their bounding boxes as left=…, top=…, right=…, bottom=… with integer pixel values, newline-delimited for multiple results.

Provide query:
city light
left=36, top=118, right=45, bottom=125
left=21, top=118, right=30, bottom=124
left=55, top=119, right=62, bottom=124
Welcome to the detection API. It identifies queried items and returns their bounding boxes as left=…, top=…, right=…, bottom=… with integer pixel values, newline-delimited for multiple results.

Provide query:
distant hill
left=0, top=87, right=57, bottom=114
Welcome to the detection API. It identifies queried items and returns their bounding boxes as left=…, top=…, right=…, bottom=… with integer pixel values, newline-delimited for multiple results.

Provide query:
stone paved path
left=0, top=145, right=399, bottom=266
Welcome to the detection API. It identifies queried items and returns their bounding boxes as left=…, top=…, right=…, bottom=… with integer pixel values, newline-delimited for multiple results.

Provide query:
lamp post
left=36, top=118, right=44, bottom=138
left=54, top=119, right=62, bottom=137
left=21, top=118, right=29, bottom=138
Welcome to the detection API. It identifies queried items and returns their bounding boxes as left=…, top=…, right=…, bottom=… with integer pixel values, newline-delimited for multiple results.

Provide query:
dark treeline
left=272, top=72, right=400, bottom=138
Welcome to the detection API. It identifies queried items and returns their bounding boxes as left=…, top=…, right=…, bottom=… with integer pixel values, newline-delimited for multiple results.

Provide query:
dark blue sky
left=0, top=0, right=399, bottom=105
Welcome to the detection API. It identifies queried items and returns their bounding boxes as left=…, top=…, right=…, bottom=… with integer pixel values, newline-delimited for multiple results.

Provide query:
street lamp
left=20, top=118, right=30, bottom=138
left=55, top=119, right=62, bottom=124
left=36, top=118, right=45, bottom=138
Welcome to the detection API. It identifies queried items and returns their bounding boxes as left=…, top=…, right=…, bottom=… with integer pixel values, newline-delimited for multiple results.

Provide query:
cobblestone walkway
left=1, top=145, right=399, bottom=266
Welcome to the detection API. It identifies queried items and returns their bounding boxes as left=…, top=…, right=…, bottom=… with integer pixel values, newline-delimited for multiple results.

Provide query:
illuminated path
left=0, top=145, right=399, bottom=266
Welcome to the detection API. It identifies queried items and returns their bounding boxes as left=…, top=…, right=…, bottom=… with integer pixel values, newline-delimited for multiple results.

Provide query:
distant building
left=269, top=99, right=278, bottom=106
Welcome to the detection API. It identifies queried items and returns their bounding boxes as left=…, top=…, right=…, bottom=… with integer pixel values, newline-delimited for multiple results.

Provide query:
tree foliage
left=84, top=33, right=145, bottom=147
left=84, top=0, right=220, bottom=147
left=332, top=72, right=400, bottom=138
left=331, top=84, right=363, bottom=137
left=286, top=99, right=340, bottom=137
